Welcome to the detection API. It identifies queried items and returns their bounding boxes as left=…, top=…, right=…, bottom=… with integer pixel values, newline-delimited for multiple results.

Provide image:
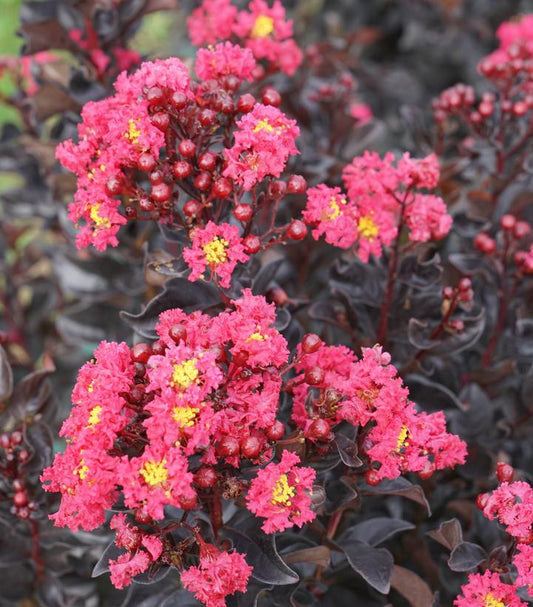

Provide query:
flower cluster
left=223, top=103, right=300, bottom=190
left=292, top=341, right=467, bottom=482
left=181, top=539, right=252, bottom=607
left=187, top=0, right=303, bottom=76
left=454, top=571, right=525, bottom=607
left=302, top=152, right=451, bottom=261
left=246, top=450, right=316, bottom=533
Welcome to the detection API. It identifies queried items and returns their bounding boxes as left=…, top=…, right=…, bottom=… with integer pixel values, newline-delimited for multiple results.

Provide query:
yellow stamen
left=87, top=405, right=102, bottom=427
left=126, top=119, right=141, bottom=144
left=396, top=425, right=409, bottom=451
left=251, top=15, right=275, bottom=38
left=247, top=325, right=267, bottom=341
left=253, top=118, right=276, bottom=133
left=484, top=594, right=505, bottom=607
left=171, top=358, right=199, bottom=390
left=271, top=473, right=295, bottom=506
left=140, top=459, right=168, bottom=486
left=172, top=405, right=200, bottom=428
left=89, top=203, right=111, bottom=229
left=75, top=460, right=89, bottom=481
left=202, top=237, right=229, bottom=265
left=357, top=215, right=379, bottom=240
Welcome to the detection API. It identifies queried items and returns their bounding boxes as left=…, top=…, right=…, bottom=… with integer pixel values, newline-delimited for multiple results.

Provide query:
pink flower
left=405, top=194, right=452, bottom=242
left=454, top=571, right=525, bottom=607
left=350, top=102, right=373, bottom=124
left=514, top=543, right=533, bottom=596
left=118, top=442, right=196, bottom=520
left=482, top=481, right=533, bottom=539
left=109, top=550, right=151, bottom=590
left=41, top=444, right=119, bottom=531
left=195, top=42, right=257, bottom=82
left=302, top=185, right=359, bottom=249
left=183, top=221, right=249, bottom=288
left=187, top=0, right=238, bottom=46
left=108, top=514, right=163, bottom=589
left=181, top=545, right=252, bottom=607
left=246, top=450, right=316, bottom=533
left=223, top=104, right=300, bottom=189
left=233, top=0, right=303, bottom=75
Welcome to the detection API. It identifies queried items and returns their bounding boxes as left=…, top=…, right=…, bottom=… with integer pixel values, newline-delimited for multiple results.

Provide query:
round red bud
left=305, top=366, right=325, bottom=385
left=137, top=152, right=157, bottom=173
left=286, top=220, right=308, bottom=241
left=105, top=175, right=122, bottom=196
left=151, top=182, right=172, bottom=203
left=151, top=340, right=166, bottom=356
left=234, top=204, right=253, bottom=222
left=148, top=169, right=164, bottom=185
left=496, top=462, right=514, bottom=483
left=170, top=91, right=188, bottom=110
left=261, top=87, right=281, bottom=107
left=474, top=233, right=496, bottom=254
left=287, top=175, right=307, bottom=194
left=193, top=171, right=212, bottom=191
left=500, top=214, right=516, bottom=231
left=240, top=435, right=262, bottom=459
left=134, top=507, right=152, bottom=525
left=131, top=343, right=152, bottom=364
left=199, top=108, right=217, bottom=126
left=514, top=221, right=531, bottom=239
left=243, top=234, right=261, bottom=254
left=195, top=467, right=218, bottom=488
left=217, top=436, right=240, bottom=457
left=266, top=420, right=285, bottom=441
left=301, top=333, right=323, bottom=354
left=365, top=469, right=381, bottom=486
left=151, top=111, right=170, bottom=132
left=139, top=198, right=155, bottom=212
left=124, top=205, right=137, bottom=219
left=198, top=152, right=217, bottom=172
left=458, top=277, right=472, bottom=292
left=513, top=101, right=528, bottom=116
left=523, top=256, right=533, bottom=275
left=307, top=418, right=330, bottom=441
left=179, top=139, right=196, bottom=158
left=146, top=86, right=165, bottom=105
left=11, top=431, right=23, bottom=446
left=442, top=286, right=455, bottom=300
left=212, top=178, right=233, bottom=198
left=237, top=93, right=256, bottom=113
left=180, top=493, right=198, bottom=510
left=169, top=324, right=187, bottom=344
left=266, top=286, right=288, bottom=306
left=417, top=460, right=435, bottom=480
left=183, top=200, right=203, bottom=218
left=13, top=491, right=28, bottom=507
left=173, top=160, right=192, bottom=180
left=478, top=101, right=493, bottom=118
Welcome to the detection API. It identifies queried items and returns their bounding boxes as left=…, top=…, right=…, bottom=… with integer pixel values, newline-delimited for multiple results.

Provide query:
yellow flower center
left=87, top=405, right=102, bottom=427
left=484, top=594, right=505, bottom=607
left=251, top=15, right=275, bottom=38
left=253, top=118, right=276, bottom=133
left=89, top=203, right=111, bottom=229
left=357, top=215, right=379, bottom=240
left=172, top=405, right=200, bottom=427
left=271, top=473, right=295, bottom=506
left=247, top=325, right=267, bottom=341
left=396, top=425, right=409, bottom=451
left=203, top=237, right=229, bottom=265
left=126, top=119, right=141, bottom=144
left=171, top=358, right=199, bottom=390
left=140, top=459, right=168, bottom=486
left=75, top=460, right=89, bottom=481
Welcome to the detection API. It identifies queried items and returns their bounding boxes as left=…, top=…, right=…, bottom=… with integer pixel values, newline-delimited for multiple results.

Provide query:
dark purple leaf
left=448, top=541, right=486, bottom=572
left=338, top=538, right=394, bottom=594
left=0, top=346, right=13, bottom=402
left=341, top=518, right=415, bottom=547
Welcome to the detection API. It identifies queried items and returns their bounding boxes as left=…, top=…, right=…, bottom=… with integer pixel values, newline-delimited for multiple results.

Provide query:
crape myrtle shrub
left=2, top=1, right=533, bottom=606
